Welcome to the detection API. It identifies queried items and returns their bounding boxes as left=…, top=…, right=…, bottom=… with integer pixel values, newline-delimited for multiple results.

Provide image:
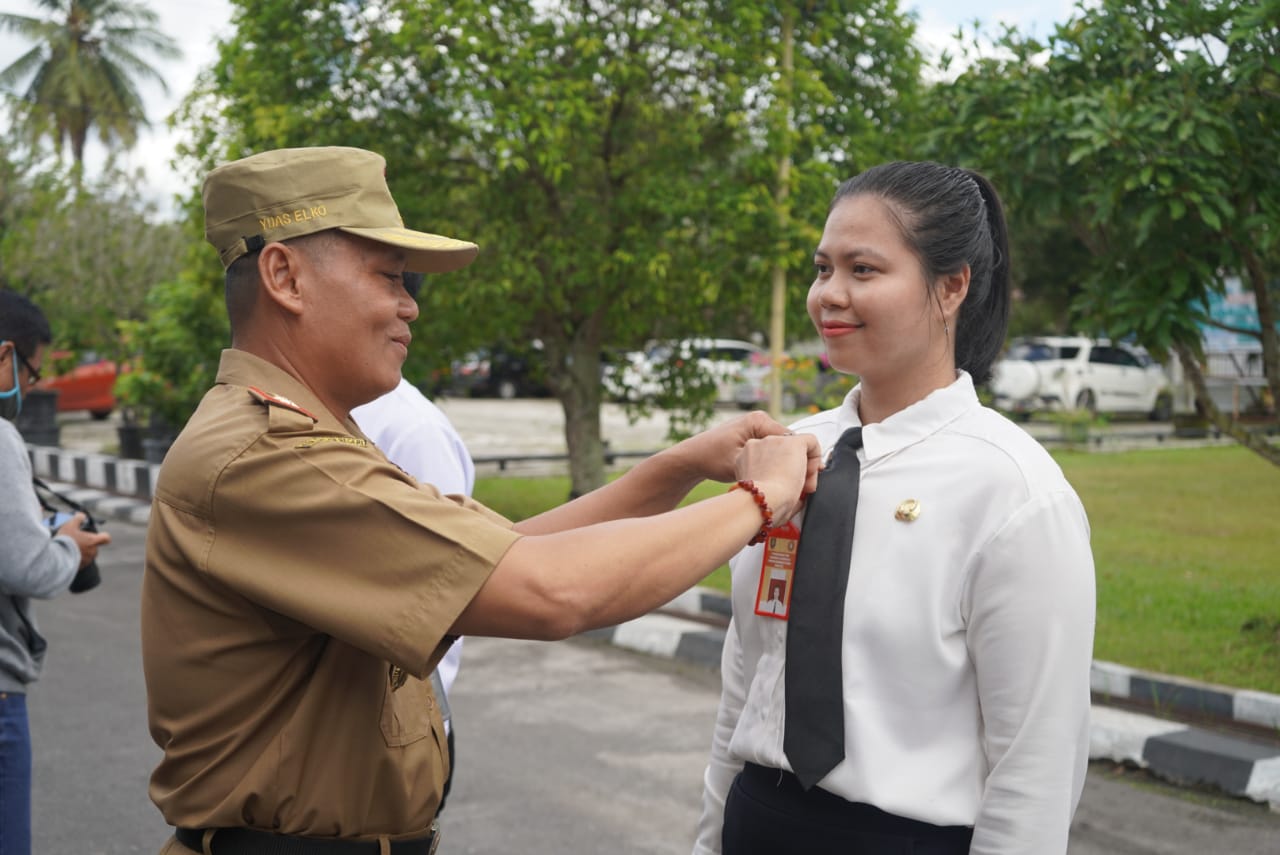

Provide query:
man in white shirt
left=352, top=273, right=475, bottom=809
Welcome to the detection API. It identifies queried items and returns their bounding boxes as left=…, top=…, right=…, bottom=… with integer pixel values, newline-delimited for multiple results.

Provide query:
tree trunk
left=548, top=321, right=608, bottom=499
left=1240, top=247, right=1280, bottom=416
left=767, top=10, right=795, bottom=421
left=1173, top=341, right=1280, bottom=467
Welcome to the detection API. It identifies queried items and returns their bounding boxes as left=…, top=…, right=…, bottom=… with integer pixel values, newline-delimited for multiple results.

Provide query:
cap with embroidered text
left=202, top=146, right=478, bottom=273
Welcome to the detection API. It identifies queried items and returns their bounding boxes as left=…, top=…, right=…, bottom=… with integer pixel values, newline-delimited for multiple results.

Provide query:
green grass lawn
left=1056, top=446, right=1280, bottom=693
left=473, top=445, right=1280, bottom=693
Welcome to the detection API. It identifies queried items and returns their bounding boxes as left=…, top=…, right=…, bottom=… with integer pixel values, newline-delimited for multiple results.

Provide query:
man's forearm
left=515, top=443, right=706, bottom=535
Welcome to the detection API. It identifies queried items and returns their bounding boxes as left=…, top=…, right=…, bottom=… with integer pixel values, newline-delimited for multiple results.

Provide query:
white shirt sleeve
left=963, top=490, right=1095, bottom=855
left=693, top=614, right=749, bottom=855
left=353, top=379, right=475, bottom=497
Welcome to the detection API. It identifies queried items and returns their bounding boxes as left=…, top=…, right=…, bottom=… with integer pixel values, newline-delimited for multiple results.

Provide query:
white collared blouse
left=695, top=372, right=1096, bottom=855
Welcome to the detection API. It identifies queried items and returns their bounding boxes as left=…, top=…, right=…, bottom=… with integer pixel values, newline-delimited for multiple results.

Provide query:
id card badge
left=753, top=521, right=800, bottom=620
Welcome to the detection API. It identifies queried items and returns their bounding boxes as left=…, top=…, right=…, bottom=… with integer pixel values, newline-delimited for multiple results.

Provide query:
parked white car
left=604, top=338, right=765, bottom=404
left=990, top=336, right=1174, bottom=419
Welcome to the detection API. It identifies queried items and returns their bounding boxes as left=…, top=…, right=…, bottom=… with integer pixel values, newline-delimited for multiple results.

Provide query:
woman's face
left=807, top=194, right=954, bottom=391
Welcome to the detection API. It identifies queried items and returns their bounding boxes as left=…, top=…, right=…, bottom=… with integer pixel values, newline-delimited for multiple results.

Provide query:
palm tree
left=0, top=0, right=180, bottom=164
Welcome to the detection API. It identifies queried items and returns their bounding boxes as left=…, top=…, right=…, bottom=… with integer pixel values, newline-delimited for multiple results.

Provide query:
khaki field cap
left=202, top=146, right=479, bottom=273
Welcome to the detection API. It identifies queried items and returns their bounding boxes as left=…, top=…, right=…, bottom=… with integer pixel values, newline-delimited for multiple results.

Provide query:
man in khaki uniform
left=141, top=146, right=820, bottom=855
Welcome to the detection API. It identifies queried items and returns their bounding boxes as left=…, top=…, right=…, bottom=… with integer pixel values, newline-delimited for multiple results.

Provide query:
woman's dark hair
left=0, top=290, right=53, bottom=360
left=830, top=161, right=1011, bottom=384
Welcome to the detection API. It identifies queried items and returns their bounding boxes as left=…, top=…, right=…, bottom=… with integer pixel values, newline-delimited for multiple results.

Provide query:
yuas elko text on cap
left=202, top=146, right=478, bottom=274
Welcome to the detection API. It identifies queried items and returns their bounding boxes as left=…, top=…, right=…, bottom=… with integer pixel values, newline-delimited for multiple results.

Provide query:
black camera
left=38, top=486, right=103, bottom=595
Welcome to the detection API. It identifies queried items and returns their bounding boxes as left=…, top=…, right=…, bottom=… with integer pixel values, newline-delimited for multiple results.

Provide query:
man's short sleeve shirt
left=141, top=349, right=520, bottom=839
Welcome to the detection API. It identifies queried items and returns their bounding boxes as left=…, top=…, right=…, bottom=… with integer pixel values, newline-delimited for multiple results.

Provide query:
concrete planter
left=15, top=388, right=60, bottom=446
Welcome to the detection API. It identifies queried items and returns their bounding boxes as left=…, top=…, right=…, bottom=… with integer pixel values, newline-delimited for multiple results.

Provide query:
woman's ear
left=257, top=243, right=306, bottom=317
left=939, top=265, right=971, bottom=321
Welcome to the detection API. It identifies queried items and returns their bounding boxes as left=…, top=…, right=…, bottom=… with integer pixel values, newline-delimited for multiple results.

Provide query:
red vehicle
left=37, top=351, right=118, bottom=420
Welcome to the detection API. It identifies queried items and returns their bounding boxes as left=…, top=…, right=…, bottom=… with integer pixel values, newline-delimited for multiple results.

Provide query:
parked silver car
left=990, top=336, right=1173, bottom=420
left=604, top=338, right=764, bottom=404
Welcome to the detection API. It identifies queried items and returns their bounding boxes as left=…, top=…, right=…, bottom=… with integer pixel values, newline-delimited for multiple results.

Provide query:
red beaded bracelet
left=730, top=479, right=774, bottom=545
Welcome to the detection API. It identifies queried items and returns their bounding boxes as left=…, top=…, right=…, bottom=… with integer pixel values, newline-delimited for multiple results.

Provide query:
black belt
left=739, top=764, right=973, bottom=846
left=174, top=824, right=439, bottom=855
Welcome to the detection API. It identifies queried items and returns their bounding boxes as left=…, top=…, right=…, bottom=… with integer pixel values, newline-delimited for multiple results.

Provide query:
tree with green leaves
left=928, top=0, right=1279, bottom=465
left=172, top=0, right=924, bottom=495
left=0, top=0, right=180, bottom=164
left=0, top=149, right=185, bottom=367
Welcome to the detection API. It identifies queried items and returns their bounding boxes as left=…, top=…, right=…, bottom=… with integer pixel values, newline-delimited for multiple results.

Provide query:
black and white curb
left=592, top=589, right=1280, bottom=810
left=1091, top=706, right=1280, bottom=808
left=1092, top=660, right=1280, bottom=731
left=27, top=444, right=159, bottom=505
left=33, top=479, right=152, bottom=526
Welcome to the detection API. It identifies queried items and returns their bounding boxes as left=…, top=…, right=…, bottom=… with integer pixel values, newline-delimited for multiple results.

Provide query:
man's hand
left=57, top=512, right=112, bottom=570
left=734, top=432, right=823, bottom=523
left=668, top=411, right=794, bottom=483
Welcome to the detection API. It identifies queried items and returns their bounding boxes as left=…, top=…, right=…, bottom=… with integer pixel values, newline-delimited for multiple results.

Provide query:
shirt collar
left=214, top=348, right=360, bottom=435
left=836, top=371, right=980, bottom=462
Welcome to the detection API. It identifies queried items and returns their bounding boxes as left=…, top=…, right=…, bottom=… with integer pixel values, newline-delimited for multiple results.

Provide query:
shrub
left=114, top=276, right=227, bottom=431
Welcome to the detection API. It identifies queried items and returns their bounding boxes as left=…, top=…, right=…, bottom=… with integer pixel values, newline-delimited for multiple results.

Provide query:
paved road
left=28, top=520, right=1280, bottom=854
left=28, top=517, right=168, bottom=853
left=448, top=637, right=1280, bottom=855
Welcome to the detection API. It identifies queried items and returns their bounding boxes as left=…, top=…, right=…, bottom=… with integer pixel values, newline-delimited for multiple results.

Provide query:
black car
left=448, top=344, right=551, bottom=399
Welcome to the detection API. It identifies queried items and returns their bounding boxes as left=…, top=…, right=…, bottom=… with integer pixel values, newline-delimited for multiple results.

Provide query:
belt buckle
left=427, top=820, right=441, bottom=855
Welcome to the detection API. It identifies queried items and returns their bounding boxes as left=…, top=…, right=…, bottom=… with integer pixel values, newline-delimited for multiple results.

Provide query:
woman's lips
left=820, top=322, right=861, bottom=338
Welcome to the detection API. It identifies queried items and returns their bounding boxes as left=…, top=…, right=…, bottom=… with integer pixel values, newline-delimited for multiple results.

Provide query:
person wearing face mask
left=0, top=290, right=113, bottom=855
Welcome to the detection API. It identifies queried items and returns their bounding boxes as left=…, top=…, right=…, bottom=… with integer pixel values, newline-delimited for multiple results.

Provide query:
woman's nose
left=816, top=277, right=850, bottom=308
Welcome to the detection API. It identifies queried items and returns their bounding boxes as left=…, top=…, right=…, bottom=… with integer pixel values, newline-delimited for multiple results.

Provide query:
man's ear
left=257, top=242, right=306, bottom=316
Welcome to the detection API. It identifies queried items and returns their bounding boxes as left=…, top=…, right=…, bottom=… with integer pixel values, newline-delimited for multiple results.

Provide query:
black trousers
left=722, top=764, right=973, bottom=855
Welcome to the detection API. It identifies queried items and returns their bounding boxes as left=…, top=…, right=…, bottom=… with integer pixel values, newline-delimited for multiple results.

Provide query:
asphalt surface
left=26, top=520, right=1280, bottom=854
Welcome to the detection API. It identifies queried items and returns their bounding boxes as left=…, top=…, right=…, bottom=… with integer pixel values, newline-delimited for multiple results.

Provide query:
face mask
left=0, top=341, right=23, bottom=422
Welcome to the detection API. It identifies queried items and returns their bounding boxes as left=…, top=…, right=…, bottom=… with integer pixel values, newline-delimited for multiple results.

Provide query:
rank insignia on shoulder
left=247, top=386, right=318, bottom=421
left=296, top=436, right=369, bottom=449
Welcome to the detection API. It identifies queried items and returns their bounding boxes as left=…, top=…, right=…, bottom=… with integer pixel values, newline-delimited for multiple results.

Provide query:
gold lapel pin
left=894, top=499, right=921, bottom=522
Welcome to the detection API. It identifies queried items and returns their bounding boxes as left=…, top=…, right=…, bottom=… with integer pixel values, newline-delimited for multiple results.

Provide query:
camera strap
left=32, top=476, right=95, bottom=523
left=30, top=476, right=103, bottom=596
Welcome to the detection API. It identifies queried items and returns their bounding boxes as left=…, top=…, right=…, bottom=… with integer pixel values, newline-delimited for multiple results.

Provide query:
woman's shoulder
left=787, top=407, right=848, bottom=445
left=949, top=406, right=1073, bottom=492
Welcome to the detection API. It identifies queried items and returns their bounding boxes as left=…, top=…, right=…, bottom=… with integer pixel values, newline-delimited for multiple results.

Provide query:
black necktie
left=784, top=426, right=863, bottom=790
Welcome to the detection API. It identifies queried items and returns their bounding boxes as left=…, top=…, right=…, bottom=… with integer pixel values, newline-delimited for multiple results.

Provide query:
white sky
left=0, top=0, right=1077, bottom=214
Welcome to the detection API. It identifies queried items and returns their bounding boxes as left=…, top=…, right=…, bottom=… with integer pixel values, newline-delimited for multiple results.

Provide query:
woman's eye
left=852, top=263, right=874, bottom=275
left=814, top=262, right=831, bottom=275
